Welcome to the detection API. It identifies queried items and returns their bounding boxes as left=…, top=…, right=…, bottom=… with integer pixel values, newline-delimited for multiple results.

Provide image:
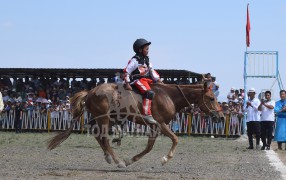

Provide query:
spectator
left=58, top=88, right=66, bottom=100
left=2, top=90, right=10, bottom=102
left=227, top=87, right=235, bottom=102
left=238, top=95, right=244, bottom=105
left=258, top=91, right=275, bottom=150
left=211, top=79, right=219, bottom=98
left=202, top=73, right=212, bottom=82
left=233, top=89, right=239, bottom=101
left=0, top=91, right=4, bottom=113
left=222, top=102, right=230, bottom=114
left=114, top=70, right=125, bottom=84
left=274, top=90, right=286, bottom=150
left=38, top=87, right=46, bottom=98
left=243, top=88, right=261, bottom=150
left=14, top=100, right=23, bottom=133
left=240, top=88, right=245, bottom=99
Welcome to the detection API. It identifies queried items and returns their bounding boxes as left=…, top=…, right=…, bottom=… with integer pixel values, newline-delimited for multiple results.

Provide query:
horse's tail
left=47, top=90, right=89, bottom=150
left=70, top=90, right=89, bottom=120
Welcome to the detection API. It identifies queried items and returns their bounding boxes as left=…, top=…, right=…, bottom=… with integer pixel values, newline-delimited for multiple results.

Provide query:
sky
left=1, top=0, right=286, bottom=102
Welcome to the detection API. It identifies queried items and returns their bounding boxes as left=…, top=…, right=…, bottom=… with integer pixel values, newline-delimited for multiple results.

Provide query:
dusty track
left=0, top=132, right=284, bottom=179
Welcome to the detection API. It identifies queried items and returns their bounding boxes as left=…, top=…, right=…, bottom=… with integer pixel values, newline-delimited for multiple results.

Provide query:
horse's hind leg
left=91, top=121, right=112, bottom=164
left=94, top=136, right=112, bottom=164
left=158, top=123, right=178, bottom=165
left=96, top=118, right=126, bottom=168
left=124, top=125, right=159, bottom=166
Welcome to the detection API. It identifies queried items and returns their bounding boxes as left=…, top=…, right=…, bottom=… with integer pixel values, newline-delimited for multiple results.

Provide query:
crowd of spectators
left=0, top=76, right=88, bottom=117
left=221, top=87, right=245, bottom=117
left=0, top=75, right=202, bottom=118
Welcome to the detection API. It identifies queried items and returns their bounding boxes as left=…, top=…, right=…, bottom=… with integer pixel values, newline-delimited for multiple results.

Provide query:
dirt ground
left=0, top=132, right=285, bottom=180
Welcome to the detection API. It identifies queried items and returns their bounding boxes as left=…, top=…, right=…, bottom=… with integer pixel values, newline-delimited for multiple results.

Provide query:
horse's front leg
left=124, top=124, right=159, bottom=166
left=159, top=122, right=178, bottom=165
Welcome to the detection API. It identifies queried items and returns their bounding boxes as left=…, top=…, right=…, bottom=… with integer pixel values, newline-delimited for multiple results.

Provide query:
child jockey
left=124, top=38, right=162, bottom=124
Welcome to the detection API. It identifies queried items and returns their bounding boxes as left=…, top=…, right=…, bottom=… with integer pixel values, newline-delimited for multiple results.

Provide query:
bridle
left=176, top=85, right=222, bottom=115
left=198, top=92, right=222, bottom=114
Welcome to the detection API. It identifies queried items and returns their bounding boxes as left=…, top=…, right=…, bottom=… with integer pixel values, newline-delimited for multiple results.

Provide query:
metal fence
left=0, top=110, right=243, bottom=136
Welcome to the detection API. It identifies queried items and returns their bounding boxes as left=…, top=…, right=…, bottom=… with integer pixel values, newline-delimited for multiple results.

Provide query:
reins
left=176, top=85, right=193, bottom=108
left=176, top=85, right=220, bottom=113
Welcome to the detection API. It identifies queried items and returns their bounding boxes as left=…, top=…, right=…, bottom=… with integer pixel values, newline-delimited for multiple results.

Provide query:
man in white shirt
left=258, top=91, right=275, bottom=150
left=243, top=88, right=261, bottom=149
left=227, top=87, right=235, bottom=102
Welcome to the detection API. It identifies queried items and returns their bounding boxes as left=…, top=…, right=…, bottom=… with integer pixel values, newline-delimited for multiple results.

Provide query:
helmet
left=133, top=39, right=151, bottom=53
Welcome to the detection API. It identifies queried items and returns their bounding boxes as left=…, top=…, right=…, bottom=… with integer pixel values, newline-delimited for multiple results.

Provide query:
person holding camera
left=258, top=91, right=275, bottom=150
left=274, top=90, right=286, bottom=150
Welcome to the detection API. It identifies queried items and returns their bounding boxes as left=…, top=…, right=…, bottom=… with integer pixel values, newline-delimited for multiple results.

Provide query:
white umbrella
left=36, top=97, right=49, bottom=104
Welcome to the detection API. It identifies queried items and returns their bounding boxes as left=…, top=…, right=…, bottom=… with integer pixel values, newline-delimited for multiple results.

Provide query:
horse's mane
left=152, top=83, right=204, bottom=89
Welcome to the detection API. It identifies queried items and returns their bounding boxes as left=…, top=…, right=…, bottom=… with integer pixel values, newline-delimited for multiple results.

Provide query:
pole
left=188, top=113, right=192, bottom=136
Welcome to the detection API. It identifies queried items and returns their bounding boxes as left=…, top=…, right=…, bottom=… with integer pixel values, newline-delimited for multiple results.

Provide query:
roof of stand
left=0, top=68, right=205, bottom=79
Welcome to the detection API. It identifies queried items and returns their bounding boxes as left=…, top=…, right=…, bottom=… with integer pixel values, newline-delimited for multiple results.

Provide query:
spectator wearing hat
left=274, top=90, right=286, bottom=150
left=243, top=88, right=261, bottom=149
left=14, top=100, right=23, bottom=133
left=238, top=95, right=244, bottom=105
left=227, top=87, right=235, bottom=102
left=258, top=91, right=275, bottom=150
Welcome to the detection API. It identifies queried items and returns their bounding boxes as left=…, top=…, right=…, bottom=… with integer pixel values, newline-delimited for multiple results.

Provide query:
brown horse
left=48, top=82, right=224, bottom=168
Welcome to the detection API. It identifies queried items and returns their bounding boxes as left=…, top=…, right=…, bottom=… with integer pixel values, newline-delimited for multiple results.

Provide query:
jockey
left=124, top=38, right=162, bottom=124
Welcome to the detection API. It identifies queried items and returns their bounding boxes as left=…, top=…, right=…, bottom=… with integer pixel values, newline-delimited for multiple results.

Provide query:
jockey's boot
left=143, top=115, right=157, bottom=124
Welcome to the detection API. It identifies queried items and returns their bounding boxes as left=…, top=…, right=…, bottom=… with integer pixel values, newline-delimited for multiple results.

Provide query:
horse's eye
left=210, top=98, right=215, bottom=101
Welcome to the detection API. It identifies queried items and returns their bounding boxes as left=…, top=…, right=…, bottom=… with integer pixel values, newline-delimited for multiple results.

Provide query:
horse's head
left=197, top=82, right=224, bottom=122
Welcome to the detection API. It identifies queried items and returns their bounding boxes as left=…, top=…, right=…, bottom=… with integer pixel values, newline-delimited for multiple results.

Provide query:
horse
left=48, top=82, right=224, bottom=168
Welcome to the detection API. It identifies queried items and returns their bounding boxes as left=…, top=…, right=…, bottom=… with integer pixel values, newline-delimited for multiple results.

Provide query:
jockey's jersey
left=124, top=55, right=160, bottom=83
left=124, top=56, right=150, bottom=80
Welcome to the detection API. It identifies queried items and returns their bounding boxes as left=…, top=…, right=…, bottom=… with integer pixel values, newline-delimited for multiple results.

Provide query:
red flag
left=246, top=4, right=251, bottom=47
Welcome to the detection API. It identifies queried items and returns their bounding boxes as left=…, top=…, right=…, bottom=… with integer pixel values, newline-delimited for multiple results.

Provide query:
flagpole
left=243, top=3, right=250, bottom=135
left=246, top=3, right=250, bottom=52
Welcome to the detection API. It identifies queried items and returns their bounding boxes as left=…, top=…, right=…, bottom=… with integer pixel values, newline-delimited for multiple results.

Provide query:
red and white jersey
left=124, top=58, right=160, bottom=83
left=125, top=58, right=149, bottom=76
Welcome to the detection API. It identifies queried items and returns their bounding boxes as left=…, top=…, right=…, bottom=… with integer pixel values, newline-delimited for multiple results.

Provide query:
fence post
left=188, top=113, right=192, bottom=136
left=47, top=110, right=51, bottom=133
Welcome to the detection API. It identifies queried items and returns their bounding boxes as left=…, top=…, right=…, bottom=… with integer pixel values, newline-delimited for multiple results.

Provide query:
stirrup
left=143, top=115, right=157, bottom=124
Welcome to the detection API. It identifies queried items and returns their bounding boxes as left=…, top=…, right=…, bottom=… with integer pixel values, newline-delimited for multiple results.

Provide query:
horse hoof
left=161, top=156, right=168, bottom=165
left=105, top=154, right=112, bottom=164
left=117, top=161, right=126, bottom=168
left=124, top=158, right=133, bottom=166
